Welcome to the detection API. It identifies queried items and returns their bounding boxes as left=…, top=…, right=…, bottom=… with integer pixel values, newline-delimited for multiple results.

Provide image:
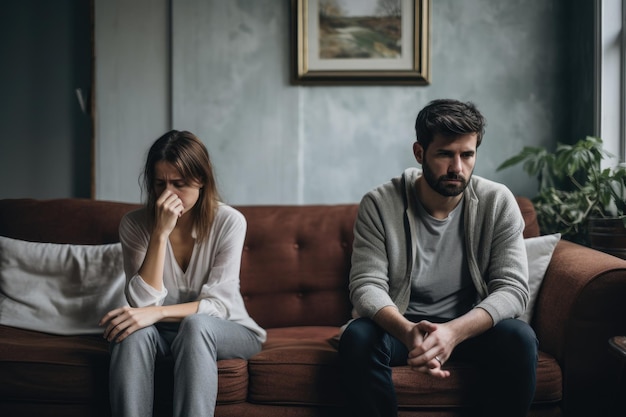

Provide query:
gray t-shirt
left=404, top=196, right=477, bottom=320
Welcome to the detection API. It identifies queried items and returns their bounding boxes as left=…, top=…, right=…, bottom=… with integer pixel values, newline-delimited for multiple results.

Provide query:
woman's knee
left=176, top=314, right=223, bottom=349
left=174, top=315, right=260, bottom=360
left=110, top=325, right=160, bottom=361
left=179, top=314, right=216, bottom=336
left=115, top=325, right=158, bottom=347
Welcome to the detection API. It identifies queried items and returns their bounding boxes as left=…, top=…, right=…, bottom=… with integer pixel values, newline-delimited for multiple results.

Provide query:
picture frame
left=291, top=0, right=430, bottom=85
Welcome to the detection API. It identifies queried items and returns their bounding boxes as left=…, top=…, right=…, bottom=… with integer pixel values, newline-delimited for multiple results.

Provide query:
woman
left=99, top=130, right=266, bottom=417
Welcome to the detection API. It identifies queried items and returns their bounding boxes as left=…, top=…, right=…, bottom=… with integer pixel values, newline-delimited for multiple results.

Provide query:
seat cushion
left=248, top=327, right=562, bottom=408
left=394, top=351, right=562, bottom=407
left=0, top=324, right=249, bottom=404
left=248, top=326, right=344, bottom=405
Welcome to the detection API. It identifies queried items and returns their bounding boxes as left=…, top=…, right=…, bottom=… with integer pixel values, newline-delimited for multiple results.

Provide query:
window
left=595, top=0, right=625, bottom=165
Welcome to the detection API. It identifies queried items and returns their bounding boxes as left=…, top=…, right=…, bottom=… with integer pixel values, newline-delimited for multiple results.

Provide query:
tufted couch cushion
left=236, top=205, right=357, bottom=329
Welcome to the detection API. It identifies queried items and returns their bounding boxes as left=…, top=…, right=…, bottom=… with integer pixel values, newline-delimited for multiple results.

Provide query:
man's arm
left=349, top=194, right=399, bottom=318
left=406, top=307, right=493, bottom=371
left=471, top=187, right=530, bottom=323
left=372, top=306, right=415, bottom=346
left=373, top=305, right=493, bottom=378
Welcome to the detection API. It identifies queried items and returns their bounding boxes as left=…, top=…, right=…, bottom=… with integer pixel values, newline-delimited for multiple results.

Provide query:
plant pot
left=588, top=217, right=626, bottom=260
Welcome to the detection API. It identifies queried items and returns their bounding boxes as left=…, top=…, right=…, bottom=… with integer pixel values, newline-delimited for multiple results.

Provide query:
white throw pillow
left=0, top=236, right=128, bottom=335
left=518, top=233, right=561, bottom=324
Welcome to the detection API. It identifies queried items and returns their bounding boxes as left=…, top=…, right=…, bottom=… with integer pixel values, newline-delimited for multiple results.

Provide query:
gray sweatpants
left=108, top=314, right=262, bottom=417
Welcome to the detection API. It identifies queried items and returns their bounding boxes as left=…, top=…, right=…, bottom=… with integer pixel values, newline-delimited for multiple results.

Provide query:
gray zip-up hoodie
left=349, top=168, right=529, bottom=326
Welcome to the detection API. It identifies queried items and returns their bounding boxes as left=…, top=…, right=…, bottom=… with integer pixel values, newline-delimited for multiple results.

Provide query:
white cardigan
left=119, top=203, right=266, bottom=342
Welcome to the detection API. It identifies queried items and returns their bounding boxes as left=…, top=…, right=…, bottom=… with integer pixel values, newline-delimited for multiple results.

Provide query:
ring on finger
left=435, top=356, right=443, bottom=365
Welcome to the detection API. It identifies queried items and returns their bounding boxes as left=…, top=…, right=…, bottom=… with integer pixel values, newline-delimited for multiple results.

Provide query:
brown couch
left=1, top=197, right=625, bottom=417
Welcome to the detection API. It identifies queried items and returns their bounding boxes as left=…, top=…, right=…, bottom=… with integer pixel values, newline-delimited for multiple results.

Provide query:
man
left=338, top=99, right=537, bottom=417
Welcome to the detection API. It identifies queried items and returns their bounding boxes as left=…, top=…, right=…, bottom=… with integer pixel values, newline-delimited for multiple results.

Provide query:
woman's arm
left=136, top=190, right=184, bottom=291
left=100, top=191, right=192, bottom=341
left=120, top=191, right=186, bottom=307
left=101, top=205, right=248, bottom=341
left=99, top=301, right=200, bottom=342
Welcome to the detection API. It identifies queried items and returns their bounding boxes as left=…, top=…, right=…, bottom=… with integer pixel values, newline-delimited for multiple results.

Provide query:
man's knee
left=498, top=319, right=537, bottom=352
left=339, top=318, right=384, bottom=358
left=488, top=319, right=538, bottom=369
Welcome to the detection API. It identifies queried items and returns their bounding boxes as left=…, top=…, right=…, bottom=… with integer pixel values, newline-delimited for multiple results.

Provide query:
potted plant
left=497, top=136, right=626, bottom=257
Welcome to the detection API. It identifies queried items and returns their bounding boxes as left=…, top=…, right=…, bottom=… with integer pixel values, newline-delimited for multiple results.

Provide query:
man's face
left=414, top=133, right=478, bottom=197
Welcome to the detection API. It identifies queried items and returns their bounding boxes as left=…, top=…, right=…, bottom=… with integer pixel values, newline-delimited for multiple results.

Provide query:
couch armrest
left=533, top=240, right=626, bottom=417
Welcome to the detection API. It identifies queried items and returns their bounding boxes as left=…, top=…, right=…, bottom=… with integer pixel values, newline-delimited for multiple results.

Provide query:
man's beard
left=422, top=159, right=471, bottom=197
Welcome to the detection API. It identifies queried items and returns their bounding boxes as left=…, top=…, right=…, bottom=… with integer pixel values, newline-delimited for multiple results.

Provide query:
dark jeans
left=338, top=317, right=538, bottom=417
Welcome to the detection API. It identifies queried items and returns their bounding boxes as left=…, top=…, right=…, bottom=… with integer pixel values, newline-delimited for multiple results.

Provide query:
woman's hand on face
left=99, top=306, right=164, bottom=343
left=154, top=190, right=184, bottom=236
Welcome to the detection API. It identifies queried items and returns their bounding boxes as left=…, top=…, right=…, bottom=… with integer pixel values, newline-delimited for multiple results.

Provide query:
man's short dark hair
left=414, top=99, right=486, bottom=150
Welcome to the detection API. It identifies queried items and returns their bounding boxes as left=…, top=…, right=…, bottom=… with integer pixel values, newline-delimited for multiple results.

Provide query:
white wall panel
left=94, top=0, right=170, bottom=203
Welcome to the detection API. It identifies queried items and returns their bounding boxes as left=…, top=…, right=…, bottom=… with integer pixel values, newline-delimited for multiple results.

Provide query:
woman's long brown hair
left=142, top=130, right=220, bottom=242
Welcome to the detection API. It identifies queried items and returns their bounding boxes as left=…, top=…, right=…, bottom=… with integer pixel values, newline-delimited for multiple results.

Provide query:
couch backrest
left=237, top=204, right=358, bottom=328
left=0, top=198, right=141, bottom=244
left=0, top=197, right=539, bottom=329
left=0, top=199, right=358, bottom=328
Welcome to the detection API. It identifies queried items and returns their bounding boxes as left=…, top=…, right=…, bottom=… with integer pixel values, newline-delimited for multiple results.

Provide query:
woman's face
left=153, top=161, right=202, bottom=216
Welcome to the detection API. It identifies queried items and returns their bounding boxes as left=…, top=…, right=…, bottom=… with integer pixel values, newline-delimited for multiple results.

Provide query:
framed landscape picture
left=291, top=0, right=430, bottom=85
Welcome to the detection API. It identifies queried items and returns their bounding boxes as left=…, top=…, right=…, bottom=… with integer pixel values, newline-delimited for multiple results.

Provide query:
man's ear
left=413, top=142, right=424, bottom=164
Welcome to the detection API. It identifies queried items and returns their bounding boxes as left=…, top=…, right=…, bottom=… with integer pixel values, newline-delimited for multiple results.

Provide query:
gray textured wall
left=93, top=0, right=170, bottom=202
left=2, top=0, right=577, bottom=203
left=167, top=0, right=567, bottom=204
